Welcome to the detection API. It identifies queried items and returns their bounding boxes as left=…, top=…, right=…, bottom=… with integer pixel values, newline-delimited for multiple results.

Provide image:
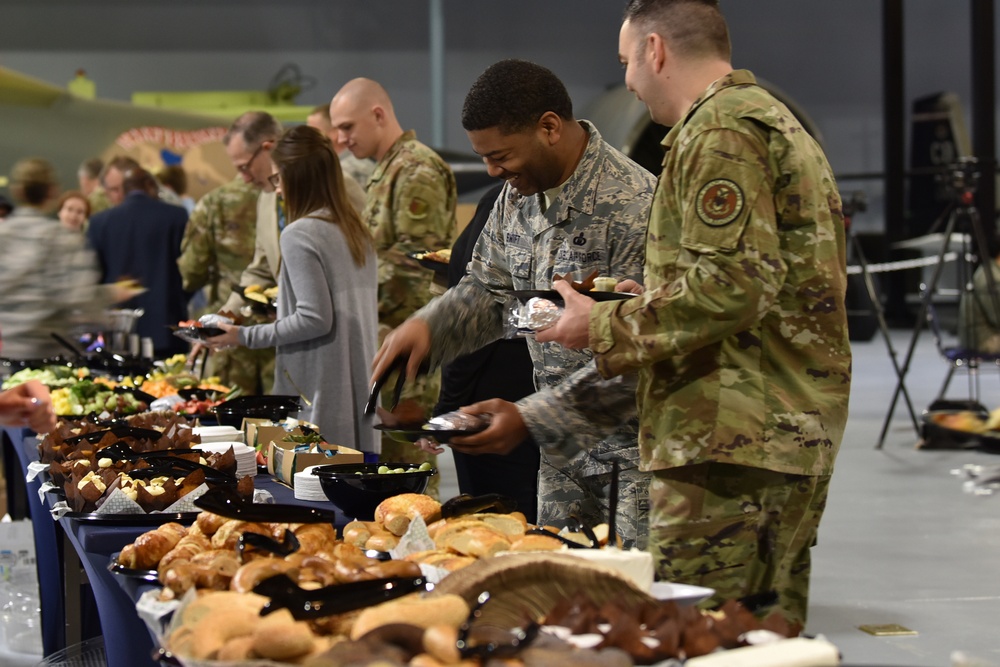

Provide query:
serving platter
left=64, top=510, right=200, bottom=525
left=107, top=551, right=159, bottom=581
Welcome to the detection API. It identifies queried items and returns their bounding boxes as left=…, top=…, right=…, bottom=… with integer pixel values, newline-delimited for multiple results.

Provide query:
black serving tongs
left=364, top=355, right=408, bottom=416
left=364, top=355, right=432, bottom=417
left=64, top=425, right=164, bottom=446
left=441, top=493, right=518, bottom=519
left=194, top=487, right=341, bottom=524
left=253, top=573, right=430, bottom=620
left=238, top=530, right=301, bottom=561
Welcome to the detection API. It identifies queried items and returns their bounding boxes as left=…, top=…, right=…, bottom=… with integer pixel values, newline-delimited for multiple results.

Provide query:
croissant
left=293, top=523, right=338, bottom=555
left=195, top=511, right=230, bottom=537
left=129, top=522, right=188, bottom=570
left=159, top=532, right=211, bottom=573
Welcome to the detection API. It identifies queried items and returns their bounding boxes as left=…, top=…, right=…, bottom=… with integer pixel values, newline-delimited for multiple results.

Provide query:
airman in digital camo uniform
left=374, top=61, right=656, bottom=546
left=178, top=176, right=275, bottom=395
left=538, top=0, right=851, bottom=625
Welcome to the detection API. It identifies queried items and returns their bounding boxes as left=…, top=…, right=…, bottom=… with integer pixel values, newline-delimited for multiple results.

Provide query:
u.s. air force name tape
left=847, top=251, right=957, bottom=276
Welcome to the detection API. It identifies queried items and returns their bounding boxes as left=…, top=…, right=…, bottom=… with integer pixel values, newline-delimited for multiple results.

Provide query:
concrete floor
left=431, top=326, right=1000, bottom=667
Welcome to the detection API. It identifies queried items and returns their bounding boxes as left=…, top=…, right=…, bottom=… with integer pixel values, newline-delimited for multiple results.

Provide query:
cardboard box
left=267, top=438, right=364, bottom=487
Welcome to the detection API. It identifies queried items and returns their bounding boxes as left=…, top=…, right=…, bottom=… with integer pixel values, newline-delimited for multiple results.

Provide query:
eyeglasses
left=237, top=142, right=268, bottom=176
left=267, top=173, right=281, bottom=189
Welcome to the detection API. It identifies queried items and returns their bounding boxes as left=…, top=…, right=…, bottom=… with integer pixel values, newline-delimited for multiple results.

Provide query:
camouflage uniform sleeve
left=417, top=201, right=510, bottom=366
left=177, top=194, right=216, bottom=292
left=516, top=360, right=638, bottom=459
left=590, top=127, right=783, bottom=377
left=221, top=223, right=275, bottom=314
left=377, top=164, right=456, bottom=328
left=607, top=192, right=650, bottom=283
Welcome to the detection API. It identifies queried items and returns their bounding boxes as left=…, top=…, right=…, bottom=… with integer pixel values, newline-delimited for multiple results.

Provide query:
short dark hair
left=79, top=157, right=103, bottom=179
left=157, top=165, right=187, bottom=196
left=623, top=0, right=731, bottom=61
left=461, top=59, right=573, bottom=134
left=224, top=111, right=283, bottom=148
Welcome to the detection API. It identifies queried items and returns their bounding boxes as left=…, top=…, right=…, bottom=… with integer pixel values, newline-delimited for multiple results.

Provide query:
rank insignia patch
left=696, top=179, right=744, bottom=227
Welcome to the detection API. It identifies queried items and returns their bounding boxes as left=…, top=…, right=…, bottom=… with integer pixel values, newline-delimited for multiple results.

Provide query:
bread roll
left=375, top=494, right=442, bottom=536
left=508, top=533, right=564, bottom=552
left=441, top=526, right=511, bottom=559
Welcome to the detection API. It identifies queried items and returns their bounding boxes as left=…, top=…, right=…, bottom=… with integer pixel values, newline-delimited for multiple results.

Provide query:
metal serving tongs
left=253, top=573, right=431, bottom=620
left=194, top=487, right=342, bottom=524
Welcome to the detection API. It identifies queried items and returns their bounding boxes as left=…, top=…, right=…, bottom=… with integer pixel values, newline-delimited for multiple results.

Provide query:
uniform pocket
left=649, top=510, right=760, bottom=598
left=507, top=247, right=533, bottom=281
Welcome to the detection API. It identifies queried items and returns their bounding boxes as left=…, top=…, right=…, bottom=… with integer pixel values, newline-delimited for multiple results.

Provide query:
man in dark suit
left=87, top=167, right=190, bottom=357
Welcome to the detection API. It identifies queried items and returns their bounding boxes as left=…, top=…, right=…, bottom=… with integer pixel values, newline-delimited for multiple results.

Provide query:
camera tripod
left=877, top=157, right=1000, bottom=449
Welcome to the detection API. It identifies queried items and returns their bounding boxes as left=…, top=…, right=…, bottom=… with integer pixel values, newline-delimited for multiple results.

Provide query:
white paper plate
left=649, top=581, right=714, bottom=605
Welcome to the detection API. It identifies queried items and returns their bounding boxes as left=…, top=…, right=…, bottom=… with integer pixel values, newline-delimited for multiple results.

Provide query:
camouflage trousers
left=209, top=346, right=275, bottom=396
left=648, top=462, right=831, bottom=626
left=537, top=454, right=650, bottom=550
left=379, top=368, right=441, bottom=500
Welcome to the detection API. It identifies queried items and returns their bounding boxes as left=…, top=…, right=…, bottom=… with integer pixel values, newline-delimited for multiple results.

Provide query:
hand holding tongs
left=364, top=355, right=427, bottom=416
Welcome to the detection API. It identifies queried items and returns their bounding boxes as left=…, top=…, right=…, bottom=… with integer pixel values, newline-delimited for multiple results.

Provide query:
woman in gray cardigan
left=209, top=125, right=379, bottom=454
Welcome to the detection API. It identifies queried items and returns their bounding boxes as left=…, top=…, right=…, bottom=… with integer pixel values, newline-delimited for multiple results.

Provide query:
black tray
left=406, top=251, right=449, bottom=276
left=107, top=551, right=158, bottom=581
left=374, top=423, right=486, bottom=443
left=63, top=510, right=200, bottom=525
left=508, top=289, right=637, bottom=303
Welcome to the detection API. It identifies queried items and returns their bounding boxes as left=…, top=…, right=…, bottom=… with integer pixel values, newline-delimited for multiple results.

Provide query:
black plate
left=374, top=423, right=485, bottom=443
left=107, top=551, right=158, bottom=581
left=921, top=411, right=1000, bottom=453
left=232, top=284, right=277, bottom=312
left=508, top=289, right=637, bottom=303
left=63, top=510, right=200, bottom=525
left=169, top=325, right=225, bottom=341
left=406, top=251, right=449, bottom=276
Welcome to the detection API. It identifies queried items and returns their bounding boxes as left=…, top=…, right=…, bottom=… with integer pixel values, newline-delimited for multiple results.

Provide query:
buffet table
left=3, top=425, right=348, bottom=667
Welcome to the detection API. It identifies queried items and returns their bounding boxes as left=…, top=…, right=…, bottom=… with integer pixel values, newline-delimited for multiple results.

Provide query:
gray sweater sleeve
left=240, top=223, right=334, bottom=349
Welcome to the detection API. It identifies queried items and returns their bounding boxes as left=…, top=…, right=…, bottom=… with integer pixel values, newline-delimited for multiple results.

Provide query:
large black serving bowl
left=213, top=395, right=300, bottom=428
left=312, top=462, right=436, bottom=520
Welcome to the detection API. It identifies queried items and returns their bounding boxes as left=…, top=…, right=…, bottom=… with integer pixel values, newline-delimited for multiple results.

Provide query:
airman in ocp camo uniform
left=330, top=78, right=457, bottom=495
left=178, top=176, right=275, bottom=395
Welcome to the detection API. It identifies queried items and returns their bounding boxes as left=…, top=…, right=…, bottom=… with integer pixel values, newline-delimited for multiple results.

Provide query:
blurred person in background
left=56, top=190, right=90, bottom=232
left=78, top=157, right=111, bottom=215
left=158, top=165, right=196, bottom=214
left=88, top=167, right=190, bottom=358
left=98, top=156, right=140, bottom=208
left=207, top=125, right=379, bottom=454
left=307, top=103, right=376, bottom=189
left=177, top=173, right=275, bottom=395
left=0, top=194, right=13, bottom=220
left=0, top=158, right=134, bottom=360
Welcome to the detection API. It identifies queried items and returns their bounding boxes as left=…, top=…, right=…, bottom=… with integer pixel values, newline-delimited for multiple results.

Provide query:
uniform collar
left=369, top=129, right=417, bottom=184
left=661, top=69, right=757, bottom=151
left=522, top=119, right=605, bottom=222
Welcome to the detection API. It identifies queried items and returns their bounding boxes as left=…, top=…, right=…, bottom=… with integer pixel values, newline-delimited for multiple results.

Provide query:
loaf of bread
left=374, top=494, right=442, bottom=536
left=349, top=593, right=469, bottom=640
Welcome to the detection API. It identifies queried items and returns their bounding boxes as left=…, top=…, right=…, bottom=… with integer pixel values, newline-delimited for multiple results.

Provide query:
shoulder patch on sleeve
left=696, top=179, right=744, bottom=227
left=407, top=197, right=429, bottom=220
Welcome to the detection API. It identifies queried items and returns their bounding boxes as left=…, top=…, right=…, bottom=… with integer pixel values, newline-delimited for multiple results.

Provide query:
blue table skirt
left=6, top=426, right=348, bottom=667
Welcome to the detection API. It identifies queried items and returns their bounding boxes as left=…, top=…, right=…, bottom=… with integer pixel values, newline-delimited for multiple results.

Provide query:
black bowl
left=213, top=394, right=300, bottom=428
left=312, top=462, right=436, bottom=520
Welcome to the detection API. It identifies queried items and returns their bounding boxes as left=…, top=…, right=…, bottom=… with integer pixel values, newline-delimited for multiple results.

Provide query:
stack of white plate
left=193, top=425, right=244, bottom=444
left=293, top=465, right=328, bottom=501
left=193, top=442, right=257, bottom=478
